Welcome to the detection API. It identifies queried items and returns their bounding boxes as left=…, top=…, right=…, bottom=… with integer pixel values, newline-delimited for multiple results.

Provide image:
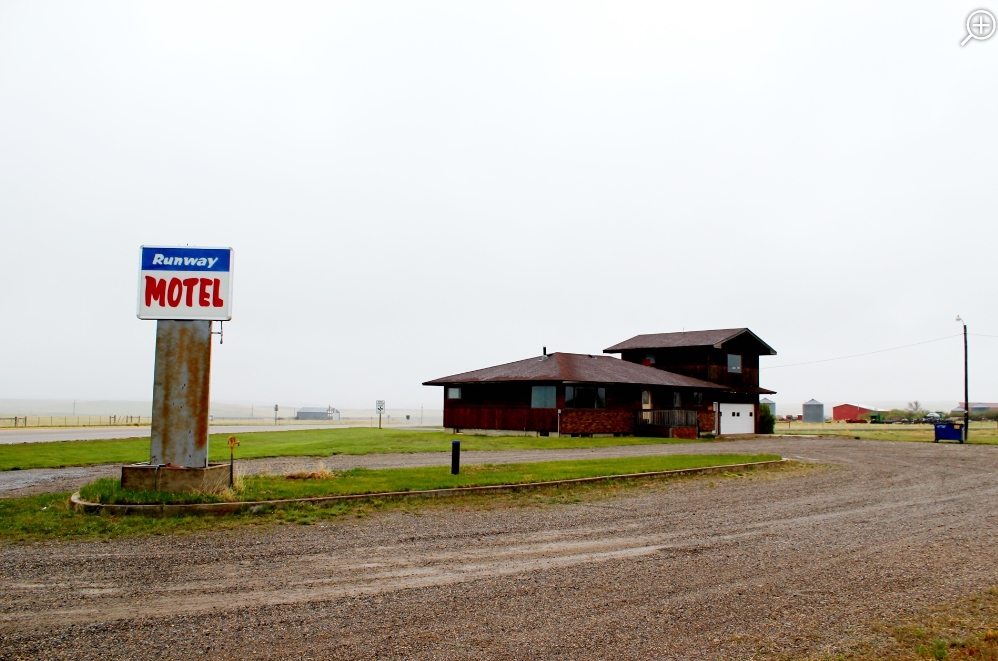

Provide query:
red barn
left=832, top=404, right=880, bottom=421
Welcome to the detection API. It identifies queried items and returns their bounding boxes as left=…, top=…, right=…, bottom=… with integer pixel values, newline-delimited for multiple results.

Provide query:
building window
left=672, top=391, right=682, bottom=408
left=641, top=390, right=651, bottom=407
left=446, top=387, right=461, bottom=400
left=727, top=354, right=742, bottom=373
left=692, top=391, right=703, bottom=406
left=531, top=385, right=556, bottom=409
left=645, top=354, right=656, bottom=365
left=565, top=386, right=606, bottom=409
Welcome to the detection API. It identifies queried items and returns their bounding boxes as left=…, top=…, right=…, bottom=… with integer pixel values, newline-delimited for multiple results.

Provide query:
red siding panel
left=445, top=407, right=558, bottom=432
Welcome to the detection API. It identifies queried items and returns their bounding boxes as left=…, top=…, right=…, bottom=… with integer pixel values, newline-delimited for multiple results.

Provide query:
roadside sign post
left=376, top=400, right=385, bottom=429
left=122, top=246, right=234, bottom=493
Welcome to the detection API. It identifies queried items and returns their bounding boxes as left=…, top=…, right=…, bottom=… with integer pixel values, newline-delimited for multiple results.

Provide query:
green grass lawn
left=0, top=453, right=781, bottom=542
left=0, top=427, right=704, bottom=471
left=80, top=452, right=779, bottom=505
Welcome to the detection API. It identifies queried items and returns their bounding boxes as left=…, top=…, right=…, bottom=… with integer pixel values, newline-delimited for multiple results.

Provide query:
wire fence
left=0, top=415, right=149, bottom=428
left=0, top=414, right=444, bottom=429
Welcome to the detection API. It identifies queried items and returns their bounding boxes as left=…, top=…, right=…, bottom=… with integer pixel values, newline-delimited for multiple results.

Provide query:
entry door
left=718, top=403, right=754, bottom=434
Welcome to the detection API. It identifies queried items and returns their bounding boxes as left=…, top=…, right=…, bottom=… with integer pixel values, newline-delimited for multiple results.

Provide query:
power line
left=761, top=334, right=962, bottom=370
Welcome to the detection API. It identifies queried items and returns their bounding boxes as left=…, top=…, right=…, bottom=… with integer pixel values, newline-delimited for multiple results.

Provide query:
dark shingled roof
left=603, top=328, right=776, bottom=355
left=423, top=353, right=725, bottom=390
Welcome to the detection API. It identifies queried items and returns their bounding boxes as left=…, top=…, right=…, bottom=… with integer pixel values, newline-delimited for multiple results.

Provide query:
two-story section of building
left=603, top=328, right=777, bottom=434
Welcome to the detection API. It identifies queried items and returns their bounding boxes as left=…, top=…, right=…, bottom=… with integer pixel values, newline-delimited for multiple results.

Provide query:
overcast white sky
left=1, top=1, right=996, bottom=412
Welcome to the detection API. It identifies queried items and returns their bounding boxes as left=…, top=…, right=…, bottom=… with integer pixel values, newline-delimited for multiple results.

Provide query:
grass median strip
left=79, top=453, right=780, bottom=505
left=0, top=427, right=702, bottom=471
left=0, top=453, right=780, bottom=541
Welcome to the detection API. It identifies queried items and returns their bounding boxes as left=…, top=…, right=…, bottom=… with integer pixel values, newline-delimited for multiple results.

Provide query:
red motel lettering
left=144, top=276, right=225, bottom=308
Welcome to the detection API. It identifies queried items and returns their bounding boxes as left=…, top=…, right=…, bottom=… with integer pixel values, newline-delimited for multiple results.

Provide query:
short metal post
left=227, top=436, right=239, bottom=488
left=451, top=440, right=460, bottom=475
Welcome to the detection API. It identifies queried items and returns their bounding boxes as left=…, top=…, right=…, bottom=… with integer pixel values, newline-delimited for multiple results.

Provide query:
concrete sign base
left=149, top=320, right=212, bottom=468
left=121, top=463, right=229, bottom=493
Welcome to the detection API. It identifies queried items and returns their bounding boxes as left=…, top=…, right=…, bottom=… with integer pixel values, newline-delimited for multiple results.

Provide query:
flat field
left=774, top=420, right=998, bottom=443
left=0, top=427, right=700, bottom=471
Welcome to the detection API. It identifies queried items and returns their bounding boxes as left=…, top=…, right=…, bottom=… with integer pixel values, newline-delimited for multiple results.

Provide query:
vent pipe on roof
left=543, top=347, right=547, bottom=356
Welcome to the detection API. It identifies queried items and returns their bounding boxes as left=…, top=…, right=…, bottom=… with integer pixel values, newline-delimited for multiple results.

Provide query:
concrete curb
left=70, top=458, right=788, bottom=517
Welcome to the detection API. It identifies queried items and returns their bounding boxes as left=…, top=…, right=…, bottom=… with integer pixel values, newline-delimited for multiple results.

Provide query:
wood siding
left=441, top=382, right=739, bottom=436
left=621, top=346, right=761, bottom=390
left=444, top=407, right=558, bottom=432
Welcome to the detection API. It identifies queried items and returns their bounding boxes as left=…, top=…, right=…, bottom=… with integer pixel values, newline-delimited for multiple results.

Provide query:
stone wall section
left=560, top=410, right=635, bottom=434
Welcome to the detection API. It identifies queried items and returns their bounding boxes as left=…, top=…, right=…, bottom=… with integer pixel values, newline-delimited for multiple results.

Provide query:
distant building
left=802, top=399, right=824, bottom=423
left=296, top=407, right=340, bottom=421
left=958, top=402, right=998, bottom=414
left=832, top=404, right=886, bottom=421
left=760, top=398, right=776, bottom=417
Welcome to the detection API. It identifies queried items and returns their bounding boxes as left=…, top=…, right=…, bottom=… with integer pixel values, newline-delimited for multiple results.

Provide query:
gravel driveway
left=1, top=437, right=996, bottom=660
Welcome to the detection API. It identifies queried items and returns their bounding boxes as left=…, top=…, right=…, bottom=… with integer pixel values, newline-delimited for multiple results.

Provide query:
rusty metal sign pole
left=149, top=320, right=213, bottom=467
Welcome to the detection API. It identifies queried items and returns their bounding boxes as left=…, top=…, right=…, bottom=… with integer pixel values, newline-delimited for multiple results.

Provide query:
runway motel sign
left=137, top=246, right=233, bottom=321
left=136, top=246, right=234, bottom=469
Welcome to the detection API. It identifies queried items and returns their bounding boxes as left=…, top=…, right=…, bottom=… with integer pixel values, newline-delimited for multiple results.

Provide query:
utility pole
left=957, top=315, right=969, bottom=443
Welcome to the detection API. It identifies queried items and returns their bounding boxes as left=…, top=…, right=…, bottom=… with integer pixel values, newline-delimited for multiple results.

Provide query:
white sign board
left=137, top=246, right=234, bottom=321
left=376, top=400, right=385, bottom=414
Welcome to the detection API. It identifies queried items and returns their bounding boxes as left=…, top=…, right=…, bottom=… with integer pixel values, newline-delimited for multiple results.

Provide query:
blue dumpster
left=934, top=422, right=963, bottom=442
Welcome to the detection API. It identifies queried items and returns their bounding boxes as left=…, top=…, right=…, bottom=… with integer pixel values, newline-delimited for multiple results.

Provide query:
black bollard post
left=451, top=440, right=460, bottom=475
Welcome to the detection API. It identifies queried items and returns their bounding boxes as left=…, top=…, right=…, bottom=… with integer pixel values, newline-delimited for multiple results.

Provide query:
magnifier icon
left=962, top=9, right=996, bottom=46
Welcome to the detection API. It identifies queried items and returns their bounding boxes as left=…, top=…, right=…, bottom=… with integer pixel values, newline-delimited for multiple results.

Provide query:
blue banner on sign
left=141, top=247, right=231, bottom=272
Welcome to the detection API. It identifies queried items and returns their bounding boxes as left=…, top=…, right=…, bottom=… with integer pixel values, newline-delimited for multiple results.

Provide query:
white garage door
left=719, top=403, right=755, bottom=435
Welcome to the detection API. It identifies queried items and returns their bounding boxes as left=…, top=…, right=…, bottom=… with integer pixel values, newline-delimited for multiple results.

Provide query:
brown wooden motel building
left=423, top=328, right=776, bottom=438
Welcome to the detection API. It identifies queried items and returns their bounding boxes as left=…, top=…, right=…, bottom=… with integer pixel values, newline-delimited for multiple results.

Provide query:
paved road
left=2, top=437, right=996, bottom=660
left=0, top=423, right=437, bottom=445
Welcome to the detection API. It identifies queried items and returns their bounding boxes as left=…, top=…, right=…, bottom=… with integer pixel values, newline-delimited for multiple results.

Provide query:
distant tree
left=759, top=403, right=776, bottom=434
left=884, top=409, right=908, bottom=421
left=906, top=401, right=925, bottom=417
